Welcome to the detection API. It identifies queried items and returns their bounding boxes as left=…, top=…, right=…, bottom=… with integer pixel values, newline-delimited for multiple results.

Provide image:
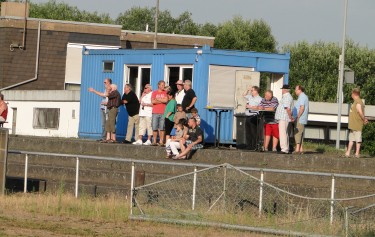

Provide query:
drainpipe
left=0, top=21, right=40, bottom=91
left=20, top=0, right=28, bottom=50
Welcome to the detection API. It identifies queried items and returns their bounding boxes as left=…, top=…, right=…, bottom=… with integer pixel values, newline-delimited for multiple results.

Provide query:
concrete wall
left=6, top=136, right=375, bottom=197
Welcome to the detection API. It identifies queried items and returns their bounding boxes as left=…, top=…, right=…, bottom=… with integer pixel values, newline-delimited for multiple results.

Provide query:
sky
left=31, top=0, right=375, bottom=49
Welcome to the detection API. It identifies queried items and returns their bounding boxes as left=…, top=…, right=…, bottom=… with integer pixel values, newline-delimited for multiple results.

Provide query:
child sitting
left=165, top=119, right=187, bottom=159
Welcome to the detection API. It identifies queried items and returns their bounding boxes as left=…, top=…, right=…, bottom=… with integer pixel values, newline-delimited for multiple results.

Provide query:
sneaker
left=143, top=140, right=152, bottom=146
left=132, top=139, right=143, bottom=145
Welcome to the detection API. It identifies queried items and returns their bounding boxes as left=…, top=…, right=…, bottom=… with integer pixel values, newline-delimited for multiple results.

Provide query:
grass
left=0, top=192, right=271, bottom=237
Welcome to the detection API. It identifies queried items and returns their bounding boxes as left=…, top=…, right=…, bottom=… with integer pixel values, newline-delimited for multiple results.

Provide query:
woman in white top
left=133, top=84, right=153, bottom=145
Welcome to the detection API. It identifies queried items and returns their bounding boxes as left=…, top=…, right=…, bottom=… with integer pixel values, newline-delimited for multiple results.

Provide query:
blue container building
left=79, top=45, right=290, bottom=144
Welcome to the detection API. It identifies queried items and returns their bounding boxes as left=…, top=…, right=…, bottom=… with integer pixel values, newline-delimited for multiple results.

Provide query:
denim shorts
left=152, top=114, right=165, bottom=131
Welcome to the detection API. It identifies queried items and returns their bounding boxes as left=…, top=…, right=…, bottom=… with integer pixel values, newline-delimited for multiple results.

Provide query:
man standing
left=258, top=90, right=279, bottom=152
left=181, top=80, right=197, bottom=119
left=122, top=84, right=140, bottom=144
left=151, top=80, right=168, bottom=146
left=345, top=88, right=368, bottom=158
left=243, top=86, right=262, bottom=150
left=175, top=80, right=185, bottom=104
left=88, top=78, right=112, bottom=141
left=134, top=84, right=153, bottom=145
left=275, top=85, right=294, bottom=154
left=104, top=84, right=121, bottom=143
left=293, top=85, right=309, bottom=154
left=0, top=93, right=8, bottom=123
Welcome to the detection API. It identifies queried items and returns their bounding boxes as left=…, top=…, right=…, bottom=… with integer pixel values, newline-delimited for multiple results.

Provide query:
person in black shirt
left=174, top=117, right=203, bottom=160
left=181, top=80, right=197, bottom=119
left=122, top=84, right=140, bottom=143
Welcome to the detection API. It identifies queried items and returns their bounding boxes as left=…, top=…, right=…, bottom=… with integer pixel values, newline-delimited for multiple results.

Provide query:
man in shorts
left=345, top=88, right=368, bottom=158
left=151, top=80, right=168, bottom=146
left=293, top=85, right=309, bottom=154
left=258, top=90, right=279, bottom=152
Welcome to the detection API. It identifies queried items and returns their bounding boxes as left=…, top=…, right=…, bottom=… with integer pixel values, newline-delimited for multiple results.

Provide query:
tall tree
left=214, top=16, right=276, bottom=53
left=283, top=40, right=375, bottom=104
left=29, top=0, right=113, bottom=24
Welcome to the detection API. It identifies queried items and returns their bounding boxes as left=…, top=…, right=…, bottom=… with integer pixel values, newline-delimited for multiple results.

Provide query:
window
left=103, top=61, right=114, bottom=72
left=124, top=65, right=151, bottom=98
left=165, top=65, right=193, bottom=92
left=33, top=108, right=60, bottom=129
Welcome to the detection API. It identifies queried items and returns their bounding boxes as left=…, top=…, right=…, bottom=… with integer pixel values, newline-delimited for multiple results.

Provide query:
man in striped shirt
left=258, top=90, right=279, bottom=152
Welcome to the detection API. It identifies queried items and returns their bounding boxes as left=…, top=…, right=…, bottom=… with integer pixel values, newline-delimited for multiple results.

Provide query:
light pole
left=153, top=0, right=159, bottom=49
left=336, top=0, right=348, bottom=149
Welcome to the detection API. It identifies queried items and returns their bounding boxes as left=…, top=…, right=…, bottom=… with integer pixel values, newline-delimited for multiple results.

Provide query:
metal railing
left=7, top=149, right=375, bottom=225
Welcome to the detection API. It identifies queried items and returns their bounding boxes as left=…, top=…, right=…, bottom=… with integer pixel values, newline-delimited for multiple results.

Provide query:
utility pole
left=153, top=0, right=159, bottom=49
left=336, top=0, right=348, bottom=149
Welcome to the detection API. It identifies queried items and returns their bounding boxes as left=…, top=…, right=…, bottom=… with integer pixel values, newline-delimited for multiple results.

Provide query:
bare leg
left=106, top=132, right=110, bottom=141
left=355, top=142, right=361, bottom=157
left=264, top=135, right=271, bottom=151
left=159, top=130, right=165, bottom=144
left=178, top=145, right=192, bottom=158
left=153, top=131, right=158, bottom=144
left=111, top=132, right=116, bottom=141
left=272, top=137, right=279, bottom=151
left=345, top=141, right=354, bottom=157
left=295, top=143, right=301, bottom=153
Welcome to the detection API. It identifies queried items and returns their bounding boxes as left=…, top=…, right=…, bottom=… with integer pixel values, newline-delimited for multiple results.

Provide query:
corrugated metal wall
left=79, top=47, right=290, bottom=144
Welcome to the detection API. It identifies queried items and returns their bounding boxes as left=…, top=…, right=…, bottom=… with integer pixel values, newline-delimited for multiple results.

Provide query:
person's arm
left=0, top=103, right=6, bottom=114
left=356, top=103, right=368, bottom=124
left=190, top=135, right=203, bottom=147
left=285, top=107, right=294, bottom=122
left=186, top=97, right=197, bottom=110
left=297, top=105, right=305, bottom=120
left=157, top=96, right=168, bottom=104
left=243, top=86, right=252, bottom=97
left=88, top=88, right=106, bottom=97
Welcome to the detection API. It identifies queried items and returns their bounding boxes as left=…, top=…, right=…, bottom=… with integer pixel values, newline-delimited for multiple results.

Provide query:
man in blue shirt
left=293, top=85, right=309, bottom=154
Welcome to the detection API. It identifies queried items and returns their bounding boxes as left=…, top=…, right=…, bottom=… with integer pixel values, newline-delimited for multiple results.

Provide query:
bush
left=362, top=121, right=375, bottom=156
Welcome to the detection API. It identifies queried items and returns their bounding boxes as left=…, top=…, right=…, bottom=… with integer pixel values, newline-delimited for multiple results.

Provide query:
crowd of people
left=88, top=78, right=369, bottom=158
left=243, top=84, right=309, bottom=154
left=88, top=78, right=203, bottom=160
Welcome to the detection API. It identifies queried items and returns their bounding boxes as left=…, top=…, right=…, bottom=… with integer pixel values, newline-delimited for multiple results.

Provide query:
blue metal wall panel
left=79, top=46, right=290, bottom=144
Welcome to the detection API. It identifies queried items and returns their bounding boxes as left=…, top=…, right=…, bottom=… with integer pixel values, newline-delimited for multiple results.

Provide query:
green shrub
left=362, top=121, right=375, bottom=156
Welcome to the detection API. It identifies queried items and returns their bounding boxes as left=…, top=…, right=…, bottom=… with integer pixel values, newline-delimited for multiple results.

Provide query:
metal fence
left=7, top=150, right=375, bottom=236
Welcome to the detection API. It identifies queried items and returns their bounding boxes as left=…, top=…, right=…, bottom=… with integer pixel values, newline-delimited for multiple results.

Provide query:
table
left=205, top=107, right=233, bottom=147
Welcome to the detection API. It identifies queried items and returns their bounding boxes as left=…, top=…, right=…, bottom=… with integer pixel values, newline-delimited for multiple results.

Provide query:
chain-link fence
left=131, top=163, right=375, bottom=237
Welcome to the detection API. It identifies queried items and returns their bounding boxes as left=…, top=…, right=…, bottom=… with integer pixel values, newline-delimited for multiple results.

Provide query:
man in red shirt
left=151, top=80, right=168, bottom=145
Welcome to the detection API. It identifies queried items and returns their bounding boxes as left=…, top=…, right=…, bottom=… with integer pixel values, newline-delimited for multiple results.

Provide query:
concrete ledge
left=6, top=136, right=375, bottom=196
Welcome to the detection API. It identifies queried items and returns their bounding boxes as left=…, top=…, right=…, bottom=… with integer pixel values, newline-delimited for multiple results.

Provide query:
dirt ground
left=0, top=208, right=270, bottom=237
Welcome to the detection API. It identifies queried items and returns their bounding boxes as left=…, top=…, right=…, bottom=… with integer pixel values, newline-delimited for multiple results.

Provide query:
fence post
left=24, top=154, right=28, bottom=193
left=75, top=157, right=79, bottom=198
left=330, top=174, right=335, bottom=225
left=345, top=207, right=349, bottom=237
left=130, top=162, right=135, bottom=215
left=223, top=164, right=227, bottom=212
left=259, top=169, right=264, bottom=217
left=192, top=166, right=197, bottom=210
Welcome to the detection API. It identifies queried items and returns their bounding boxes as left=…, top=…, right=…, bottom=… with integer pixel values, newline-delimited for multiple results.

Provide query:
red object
left=264, top=123, right=279, bottom=138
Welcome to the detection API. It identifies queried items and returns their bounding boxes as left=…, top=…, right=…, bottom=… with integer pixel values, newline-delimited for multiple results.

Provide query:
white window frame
left=164, top=65, right=194, bottom=86
left=123, top=65, right=152, bottom=98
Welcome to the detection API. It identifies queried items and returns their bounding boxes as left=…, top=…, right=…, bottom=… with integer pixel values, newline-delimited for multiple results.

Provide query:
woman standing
left=163, top=91, right=177, bottom=143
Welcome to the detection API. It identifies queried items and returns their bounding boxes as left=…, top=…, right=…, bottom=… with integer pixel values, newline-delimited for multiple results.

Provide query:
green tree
left=29, top=0, right=113, bottom=24
left=283, top=40, right=375, bottom=104
left=116, top=7, right=200, bottom=35
left=115, top=7, right=154, bottom=32
left=214, top=16, right=276, bottom=52
left=197, top=22, right=218, bottom=37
